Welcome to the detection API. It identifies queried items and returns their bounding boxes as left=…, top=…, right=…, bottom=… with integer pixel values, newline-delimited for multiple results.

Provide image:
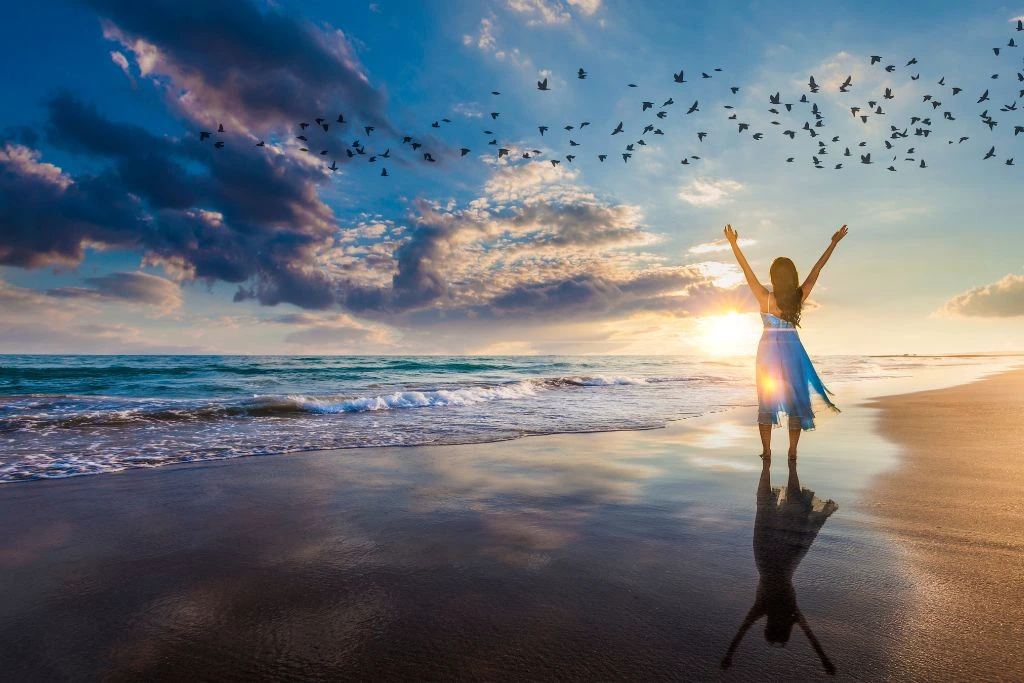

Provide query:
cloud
left=506, top=0, right=571, bottom=26
left=89, top=0, right=393, bottom=135
left=46, top=271, right=183, bottom=311
left=941, top=274, right=1024, bottom=318
left=463, top=16, right=531, bottom=67
left=109, top=50, right=133, bottom=84
left=567, top=0, right=601, bottom=15
left=2, top=92, right=341, bottom=309
left=0, top=277, right=204, bottom=353
left=687, top=237, right=756, bottom=254
left=677, top=177, right=744, bottom=207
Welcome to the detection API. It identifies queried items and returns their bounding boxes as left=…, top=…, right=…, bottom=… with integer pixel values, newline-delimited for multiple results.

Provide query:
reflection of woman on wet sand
left=721, top=458, right=839, bottom=675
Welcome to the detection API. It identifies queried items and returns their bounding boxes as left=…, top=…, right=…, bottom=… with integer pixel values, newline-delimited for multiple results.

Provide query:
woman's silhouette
left=725, top=224, right=847, bottom=460
left=721, top=458, right=839, bottom=674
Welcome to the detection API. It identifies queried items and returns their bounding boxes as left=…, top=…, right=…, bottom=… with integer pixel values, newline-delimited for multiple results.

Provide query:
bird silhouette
left=611, top=121, right=624, bottom=135
left=673, top=70, right=686, bottom=83
left=199, top=131, right=211, bottom=141
left=539, top=126, right=548, bottom=135
left=577, top=68, right=587, bottom=79
left=839, top=76, right=852, bottom=92
left=808, top=75, right=820, bottom=92
left=214, top=140, right=224, bottom=149
left=687, top=100, right=699, bottom=114
left=642, top=101, right=654, bottom=111
left=460, top=148, right=470, bottom=156
left=381, top=167, right=389, bottom=176
left=870, top=55, right=882, bottom=64
left=537, top=77, right=549, bottom=91
left=983, top=146, right=996, bottom=159
left=256, top=140, right=265, bottom=147
left=217, top=123, right=224, bottom=133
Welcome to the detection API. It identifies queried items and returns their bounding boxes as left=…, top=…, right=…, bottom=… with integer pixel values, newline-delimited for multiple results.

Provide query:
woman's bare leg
left=787, top=417, right=801, bottom=460
left=759, top=423, right=772, bottom=459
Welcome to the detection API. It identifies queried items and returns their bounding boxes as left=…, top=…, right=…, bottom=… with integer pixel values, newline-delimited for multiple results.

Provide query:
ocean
left=0, top=354, right=1002, bottom=482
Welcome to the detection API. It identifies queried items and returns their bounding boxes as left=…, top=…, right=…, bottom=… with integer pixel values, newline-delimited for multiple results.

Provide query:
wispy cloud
left=46, top=271, right=183, bottom=312
left=506, top=0, right=571, bottom=26
left=688, top=237, right=755, bottom=254
left=677, top=177, right=744, bottom=207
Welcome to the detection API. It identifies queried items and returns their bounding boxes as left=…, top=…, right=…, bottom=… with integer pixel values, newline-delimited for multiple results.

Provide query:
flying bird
left=642, top=101, right=654, bottom=111
left=839, top=76, right=852, bottom=92
left=611, top=121, right=624, bottom=135
left=686, top=100, right=699, bottom=114
left=364, top=126, right=375, bottom=135
left=673, top=70, right=686, bottom=83
left=213, top=140, right=224, bottom=149
left=983, top=146, right=996, bottom=159
left=537, top=77, right=549, bottom=91
left=199, top=131, right=211, bottom=141
left=218, top=123, right=224, bottom=133
left=870, top=55, right=882, bottom=64
left=808, top=75, right=820, bottom=92
left=460, top=148, right=470, bottom=156
left=539, top=126, right=548, bottom=135
left=577, top=68, right=587, bottom=79
left=381, top=167, right=389, bottom=176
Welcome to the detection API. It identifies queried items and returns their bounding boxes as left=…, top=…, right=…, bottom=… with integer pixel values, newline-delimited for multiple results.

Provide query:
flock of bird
left=197, top=19, right=1024, bottom=176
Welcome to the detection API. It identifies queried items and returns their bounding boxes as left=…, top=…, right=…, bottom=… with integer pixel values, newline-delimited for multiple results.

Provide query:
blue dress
left=756, top=308, right=839, bottom=431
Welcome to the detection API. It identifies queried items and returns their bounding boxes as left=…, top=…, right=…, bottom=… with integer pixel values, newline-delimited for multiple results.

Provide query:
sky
left=1, top=0, right=1023, bottom=356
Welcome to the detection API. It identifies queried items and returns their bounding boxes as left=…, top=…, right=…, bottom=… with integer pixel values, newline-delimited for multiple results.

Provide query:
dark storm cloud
left=0, top=143, right=146, bottom=267
left=1, top=93, right=342, bottom=309
left=85, top=0, right=393, bottom=134
left=942, top=274, right=1024, bottom=317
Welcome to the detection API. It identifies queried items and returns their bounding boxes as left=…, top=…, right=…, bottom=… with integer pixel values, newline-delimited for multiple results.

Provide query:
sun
left=693, top=311, right=761, bottom=357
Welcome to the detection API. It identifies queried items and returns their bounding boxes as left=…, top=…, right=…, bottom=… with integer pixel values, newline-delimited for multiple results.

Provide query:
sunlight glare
left=693, top=311, right=761, bottom=357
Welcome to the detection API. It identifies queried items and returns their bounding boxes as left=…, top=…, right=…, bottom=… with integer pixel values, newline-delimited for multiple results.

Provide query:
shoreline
left=863, top=365, right=1024, bottom=680
left=0, top=359, right=1020, bottom=679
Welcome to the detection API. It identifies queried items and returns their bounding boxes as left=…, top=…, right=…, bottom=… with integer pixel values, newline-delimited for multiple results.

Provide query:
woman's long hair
left=769, top=257, right=803, bottom=327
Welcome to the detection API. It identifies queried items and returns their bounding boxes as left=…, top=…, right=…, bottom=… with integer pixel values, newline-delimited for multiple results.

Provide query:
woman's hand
left=724, top=224, right=738, bottom=245
left=831, top=225, right=848, bottom=244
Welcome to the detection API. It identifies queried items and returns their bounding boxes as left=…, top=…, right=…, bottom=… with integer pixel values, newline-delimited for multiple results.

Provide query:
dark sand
left=0, top=363, right=1016, bottom=681
left=865, top=366, right=1024, bottom=681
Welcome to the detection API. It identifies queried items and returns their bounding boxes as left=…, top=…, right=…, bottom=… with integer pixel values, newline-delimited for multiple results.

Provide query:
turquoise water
left=0, top=354, right=994, bottom=482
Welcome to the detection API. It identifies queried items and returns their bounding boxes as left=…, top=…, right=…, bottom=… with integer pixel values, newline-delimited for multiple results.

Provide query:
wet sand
left=865, top=366, right=1024, bottom=681
left=0, top=361, right=1019, bottom=681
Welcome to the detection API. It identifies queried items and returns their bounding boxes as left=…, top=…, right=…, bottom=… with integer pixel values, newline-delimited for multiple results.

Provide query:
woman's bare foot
left=760, top=450, right=771, bottom=461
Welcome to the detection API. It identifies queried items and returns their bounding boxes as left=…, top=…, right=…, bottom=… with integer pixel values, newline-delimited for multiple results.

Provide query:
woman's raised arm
left=800, top=225, right=848, bottom=303
left=724, top=224, right=769, bottom=303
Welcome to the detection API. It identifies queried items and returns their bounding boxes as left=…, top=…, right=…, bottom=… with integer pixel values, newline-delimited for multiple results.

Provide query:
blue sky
left=1, top=0, right=1023, bottom=355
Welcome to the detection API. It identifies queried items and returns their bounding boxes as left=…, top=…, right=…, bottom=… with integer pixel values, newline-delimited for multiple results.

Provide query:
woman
left=724, top=223, right=847, bottom=461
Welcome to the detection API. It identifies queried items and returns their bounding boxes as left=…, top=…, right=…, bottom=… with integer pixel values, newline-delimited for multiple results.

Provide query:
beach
left=1, top=359, right=1022, bottom=681
left=865, top=367, right=1024, bottom=681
